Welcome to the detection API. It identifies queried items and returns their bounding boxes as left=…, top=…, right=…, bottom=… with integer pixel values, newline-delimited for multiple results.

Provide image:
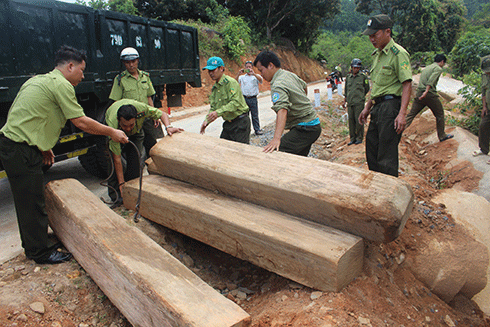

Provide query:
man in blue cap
left=201, top=56, right=251, bottom=144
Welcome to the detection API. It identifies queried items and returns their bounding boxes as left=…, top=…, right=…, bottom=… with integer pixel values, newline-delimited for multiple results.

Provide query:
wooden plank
left=123, top=175, right=364, bottom=292
left=149, top=132, right=414, bottom=243
left=45, top=178, right=250, bottom=327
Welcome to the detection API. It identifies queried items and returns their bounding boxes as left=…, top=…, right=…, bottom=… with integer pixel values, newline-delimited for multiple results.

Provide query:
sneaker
left=255, top=130, right=264, bottom=135
left=473, top=149, right=486, bottom=157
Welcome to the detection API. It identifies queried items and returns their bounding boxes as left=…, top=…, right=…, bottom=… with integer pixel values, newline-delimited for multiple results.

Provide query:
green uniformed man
left=472, top=55, right=490, bottom=163
left=105, top=99, right=182, bottom=203
left=405, top=54, right=453, bottom=142
left=254, top=51, right=321, bottom=156
left=109, top=47, right=163, bottom=157
left=200, top=56, right=251, bottom=144
left=343, top=58, right=370, bottom=145
left=0, top=46, right=128, bottom=264
left=359, top=14, right=412, bottom=177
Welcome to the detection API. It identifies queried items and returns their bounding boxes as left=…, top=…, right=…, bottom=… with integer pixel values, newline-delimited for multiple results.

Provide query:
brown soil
left=1, top=52, right=490, bottom=327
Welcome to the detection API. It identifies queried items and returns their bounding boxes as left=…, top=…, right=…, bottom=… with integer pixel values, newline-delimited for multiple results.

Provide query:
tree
left=135, top=0, right=228, bottom=23
left=450, top=29, right=490, bottom=76
left=354, top=0, right=465, bottom=53
left=324, top=0, right=370, bottom=33
left=218, top=0, right=340, bottom=52
left=76, top=0, right=138, bottom=14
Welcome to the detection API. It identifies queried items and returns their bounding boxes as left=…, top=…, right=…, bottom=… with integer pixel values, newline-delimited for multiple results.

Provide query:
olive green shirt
left=370, top=38, right=412, bottom=98
left=105, top=99, right=162, bottom=156
left=0, top=69, right=85, bottom=151
left=482, top=73, right=490, bottom=108
left=270, top=69, right=317, bottom=129
left=209, top=74, right=249, bottom=121
left=109, top=69, right=155, bottom=103
left=345, top=72, right=370, bottom=105
left=417, top=62, right=442, bottom=96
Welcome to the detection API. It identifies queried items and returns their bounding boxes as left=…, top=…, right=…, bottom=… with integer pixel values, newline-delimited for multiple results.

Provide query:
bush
left=455, top=70, right=483, bottom=135
left=450, top=29, right=490, bottom=77
left=222, top=16, right=251, bottom=61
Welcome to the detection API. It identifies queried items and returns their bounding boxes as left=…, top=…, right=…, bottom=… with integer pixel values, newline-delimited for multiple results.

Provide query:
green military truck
left=0, top=0, right=201, bottom=178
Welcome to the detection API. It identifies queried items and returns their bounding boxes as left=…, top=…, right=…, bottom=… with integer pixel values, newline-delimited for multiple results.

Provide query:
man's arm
left=71, top=116, right=128, bottom=143
left=419, top=85, right=431, bottom=100
left=111, top=152, right=125, bottom=194
left=394, top=80, right=412, bottom=134
left=359, top=100, right=373, bottom=125
left=482, top=94, right=487, bottom=117
left=264, top=109, right=287, bottom=153
left=253, top=72, right=263, bottom=83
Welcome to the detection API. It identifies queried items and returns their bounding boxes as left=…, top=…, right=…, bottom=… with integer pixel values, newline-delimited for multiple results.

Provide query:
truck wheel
left=78, top=138, right=111, bottom=179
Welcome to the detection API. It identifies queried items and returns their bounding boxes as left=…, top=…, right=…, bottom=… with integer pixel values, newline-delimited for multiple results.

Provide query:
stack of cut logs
left=45, top=132, right=413, bottom=327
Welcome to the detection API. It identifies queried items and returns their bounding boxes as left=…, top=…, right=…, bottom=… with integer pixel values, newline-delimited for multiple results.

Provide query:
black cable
left=100, top=140, right=143, bottom=223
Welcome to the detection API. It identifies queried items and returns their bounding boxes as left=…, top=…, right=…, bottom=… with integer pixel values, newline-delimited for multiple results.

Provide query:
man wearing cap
left=343, top=58, right=370, bottom=145
left=254, top=51, right=321, bottom=156
left=405, top=54, right=453, bottom=142
left=0, top=46, right=128, bottom=264
left=201, top=56, right=251, bottom=144
left=472, top=55, right=490, bottom=163
left=110, top=47, right=163, bottom=158
left=358, top=14, right=412, bottom=177
left=105, top=99, right=182, bottom=203
left=236, top=60, right=264, bottom=135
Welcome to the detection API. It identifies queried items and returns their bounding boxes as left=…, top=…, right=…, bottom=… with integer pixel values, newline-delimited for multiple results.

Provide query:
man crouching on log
left=105, top=99, right=183, bottom=205
left=0, top=46, right=128, bottom=264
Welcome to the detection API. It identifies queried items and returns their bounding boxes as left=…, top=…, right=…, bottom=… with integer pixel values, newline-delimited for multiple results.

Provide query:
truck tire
left=78, top=138, right=111, bottom=179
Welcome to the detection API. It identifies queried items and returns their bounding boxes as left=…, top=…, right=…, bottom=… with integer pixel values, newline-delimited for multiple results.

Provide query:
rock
left=311, top=291, right=323, bottom=300
left=444, top=315, right=456, bottom=327
left=226, top=283, right=237, bottom=291
left=51, top=321, right=62, bottom=327
left=29, top=302, right=45, bottom=314
left=358, top=316, right=371, bottom=325
left=180, top=254, right=194, bottom=268
left=236, top=291, right=247, bottom=300
left=79, top=323, right=90, bottom=327
left=17, top=314, right=28, bottom=322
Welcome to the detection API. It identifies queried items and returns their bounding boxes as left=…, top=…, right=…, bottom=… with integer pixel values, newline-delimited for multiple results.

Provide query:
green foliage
left=411, top=51, right=437, bottom=67
left=172, top=20, right=225, bottom=59
left=454, top=70, right=483, bottom=134
left=311, top=31, right=374, bottom=70
left=324, top=0, right=370, bottom=33
left=76, top=0, right=137, bottom=14
left=471, top=3, right=490, bottom=28
left=136, top=0, right=228, bottom=24
left=450, top=29, right=490, bottom=76
left=222, top=16, right=251, bottom=60
left=464, top=0, right=487, bottom=18
left=355, top=0, right=465, bottom=54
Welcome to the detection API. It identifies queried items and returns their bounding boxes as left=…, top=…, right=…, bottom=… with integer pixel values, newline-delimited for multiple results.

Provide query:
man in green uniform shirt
left=105, top=99, right=182, bottom=203
left=405, top=54, right=453, bottom=142
left=472, top=55, right=490, bottom=164
left=109, top=47, right=163, bottom=157
left=343, top=58, right=370, bottom=145
left=254, top=51, right=321, bottom=156
left=200, top=57, right=251, bottom=144
left=0, top=46, right=128, bottom=264
left=359, top=14, right=412, bottom=177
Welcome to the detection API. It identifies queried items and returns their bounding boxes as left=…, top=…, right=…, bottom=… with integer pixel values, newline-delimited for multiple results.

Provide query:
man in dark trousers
left=359, top=14, right=412, bottom=177
left=405, top=54, right=453, bottom=142
left=343, top=58, right=370, bottom=145
left=0, top=46, right=128, bottom=264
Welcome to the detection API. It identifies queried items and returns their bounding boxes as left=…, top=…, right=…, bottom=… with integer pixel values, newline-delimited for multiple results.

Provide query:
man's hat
left=362, top=14, right=393, bottom=35
left=481, top=55, right=490, bottom=73
left=203, top=56, right=224, bottom=70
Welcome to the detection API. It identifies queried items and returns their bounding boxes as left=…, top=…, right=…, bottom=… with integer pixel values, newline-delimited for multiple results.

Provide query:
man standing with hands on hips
left=236, top=60, right=264, bottom=135
left=358, top=14, right=412, bottom=177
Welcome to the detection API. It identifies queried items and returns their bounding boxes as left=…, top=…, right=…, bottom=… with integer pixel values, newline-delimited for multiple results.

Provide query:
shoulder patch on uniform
left=230, top=88, right=235, bottom=94
left=272, top=92, right=280, bottom=103
left=142, top=71, right=149, bottom=76
left=137, top=112, right=146, bottom=119
left=391, top=46, right=399, bottom=55
left=401, top=61, right=410, bottom=70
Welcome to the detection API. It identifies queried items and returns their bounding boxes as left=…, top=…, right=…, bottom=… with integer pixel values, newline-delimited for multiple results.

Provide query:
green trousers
left=280, top=124, right=322, bottom=157
left=0, top=135, right=54, bottom=261
left=348, top=103, right=365, bottom=142
left=220, top=114, right=251, bottom=144
left=406, top=91, right=448, bottom=141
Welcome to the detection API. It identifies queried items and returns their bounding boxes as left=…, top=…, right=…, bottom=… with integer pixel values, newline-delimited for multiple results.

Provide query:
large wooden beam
left=149, top=132, right=414, bottom=243
left=123, top=175, right=364, bottom=292
left=45, top=178, right=250, bottom=327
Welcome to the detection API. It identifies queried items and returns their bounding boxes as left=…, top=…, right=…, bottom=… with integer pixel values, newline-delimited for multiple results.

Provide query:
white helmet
left=120, top=47, right=139, bottom=61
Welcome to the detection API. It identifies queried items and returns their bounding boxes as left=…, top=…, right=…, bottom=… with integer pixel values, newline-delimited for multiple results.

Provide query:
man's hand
left=394, top=113, right=406, bottom=134
left=418, top=91, right=428, bottom=100
left=41, top=150, right=55, bottom=166
left=263, top=138, right=281, bottom=153
left=482, top=107, right=488, bottom=118
left=111, top=129, right=129, bottom=144
left=166, top=126, right=184, bottom=136
left=359, top=108, right=370, bottom=125
left=153, top=119, right=162, bottom=128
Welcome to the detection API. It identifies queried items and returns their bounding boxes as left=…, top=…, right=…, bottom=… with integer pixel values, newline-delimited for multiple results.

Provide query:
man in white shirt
left=236, top=60, right=264, bottom=135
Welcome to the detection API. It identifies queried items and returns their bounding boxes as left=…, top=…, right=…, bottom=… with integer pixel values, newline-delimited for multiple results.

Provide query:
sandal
left=440, top=134, right=454, bottom=142
left=473, top=149, right=485, bottom=157
left=487, top=159, right=490, bottom=165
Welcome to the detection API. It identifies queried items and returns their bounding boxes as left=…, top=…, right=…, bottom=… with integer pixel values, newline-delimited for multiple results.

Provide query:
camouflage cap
left=362, top=14, right=393, bottom=35
left=481, top=55, right=490, bottom=73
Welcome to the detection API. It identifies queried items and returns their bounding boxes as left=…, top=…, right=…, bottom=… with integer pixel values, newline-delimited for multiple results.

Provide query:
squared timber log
left=45, top=178, right=250, bottom=327
left=123, top=175, right=364, bottom=292
left=150, top=132, right=414, bottom=243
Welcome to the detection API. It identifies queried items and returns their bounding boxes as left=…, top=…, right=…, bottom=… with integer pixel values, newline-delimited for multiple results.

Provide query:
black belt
left=244, top=95, right=257, bottom=99
left=226, top=113, right=248, bottom=123
left=372, top=94, right=401, bottom=105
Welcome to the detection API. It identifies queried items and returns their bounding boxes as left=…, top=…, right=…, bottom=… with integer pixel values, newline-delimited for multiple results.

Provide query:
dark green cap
left=362, top=14, right=393, bottom=35
left=481, top=55, right=490, bottom=73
